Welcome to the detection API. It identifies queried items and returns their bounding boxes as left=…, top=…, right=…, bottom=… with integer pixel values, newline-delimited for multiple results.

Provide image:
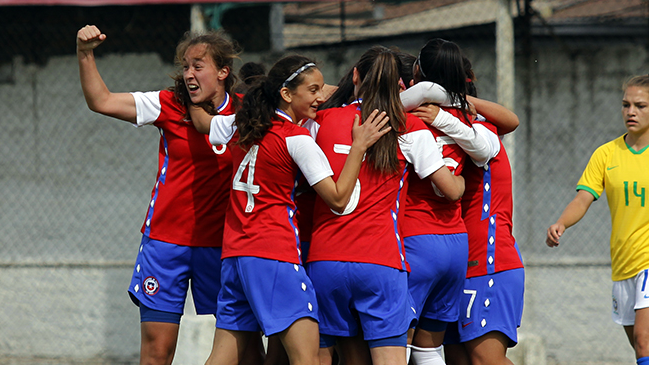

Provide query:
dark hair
left=235, top=55, right=318, bottom=149
left=624, top=75, right=649, bottom=91
left=170, top=30, right=241, bottom=117
left=319, top=48, right=416, bottom=111
left=239, top=62, right=266, bottom=85
left=417, top=38, right=471, bottom=123
left=396, top=50, right=417, bottom=88
left=318, top=67, right=355, bottom=110
left=355, top=46, right=407, bottom=175
left=463, top=56, right=478, bottom=98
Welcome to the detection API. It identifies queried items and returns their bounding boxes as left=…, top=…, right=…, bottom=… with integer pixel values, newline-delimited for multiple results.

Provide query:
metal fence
left=0, top=1, right=647, bottom=363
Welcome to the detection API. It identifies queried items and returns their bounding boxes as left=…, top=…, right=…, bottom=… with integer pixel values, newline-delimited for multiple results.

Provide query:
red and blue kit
left=402, top=107, right=471, bottom=237
left=460, top=122, right=523, bottom=278
left=132, top=90, right=235, bottom=247
left=307, top=103, right=445, bottom=271
left=221, top=110, right=333, bottom=264
left=128, top=90, right=236, bottom=316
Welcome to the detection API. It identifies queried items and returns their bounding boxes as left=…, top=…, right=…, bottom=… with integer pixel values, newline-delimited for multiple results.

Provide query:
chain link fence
left=0, top=1, right=647, bottom=363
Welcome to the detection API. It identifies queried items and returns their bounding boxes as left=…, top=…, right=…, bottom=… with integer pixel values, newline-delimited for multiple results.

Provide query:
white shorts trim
left=612, top=269, right=649, bottom=326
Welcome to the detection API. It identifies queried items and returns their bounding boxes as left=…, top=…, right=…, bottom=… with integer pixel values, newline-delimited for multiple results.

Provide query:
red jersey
left=461, top=122, right=524, bottom=278
left=307, top=103, right=445, bottom=271
left=132, top=90, right=235, bottom=247
left=402, top=107, right=471, bottom=237
left=221, top=111, right=333, bottom=264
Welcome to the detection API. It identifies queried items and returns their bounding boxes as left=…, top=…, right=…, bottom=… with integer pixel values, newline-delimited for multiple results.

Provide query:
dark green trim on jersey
left=577, top=185, right=600, bottom=200
left=625, top=137, right=649, bottom=155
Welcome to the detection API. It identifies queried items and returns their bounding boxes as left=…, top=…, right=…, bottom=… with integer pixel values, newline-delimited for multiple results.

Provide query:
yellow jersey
left=577, top=135, right=649, bottom=281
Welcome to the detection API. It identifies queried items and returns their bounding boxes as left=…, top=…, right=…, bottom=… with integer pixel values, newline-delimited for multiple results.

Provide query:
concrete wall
left=1, top=34, right=646, bottom=363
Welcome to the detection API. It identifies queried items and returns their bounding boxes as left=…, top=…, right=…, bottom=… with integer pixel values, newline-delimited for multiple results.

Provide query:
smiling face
left=622, top=86, right=649, bottom=137
left=282, top=69, right=325, bottom=122
left=182, top=44, right=228, bottom=104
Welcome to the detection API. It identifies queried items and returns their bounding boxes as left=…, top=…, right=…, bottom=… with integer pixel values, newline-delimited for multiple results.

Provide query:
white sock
left=410, top=345, right=445, bottom=365
left=406, top=344, right=412, bottom=364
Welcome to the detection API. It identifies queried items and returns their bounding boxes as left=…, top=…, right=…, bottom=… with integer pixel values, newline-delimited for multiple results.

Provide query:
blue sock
left=637, top=356, right=649, bottom=365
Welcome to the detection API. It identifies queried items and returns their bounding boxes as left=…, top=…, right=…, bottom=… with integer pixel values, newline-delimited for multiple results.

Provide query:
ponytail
left=355, top=46, right=406, bottom=175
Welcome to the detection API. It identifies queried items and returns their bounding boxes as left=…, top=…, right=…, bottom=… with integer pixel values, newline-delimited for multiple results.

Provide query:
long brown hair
left=355, top=46, right=407, bottom=175
left=170, top=30, right=241, bottom=117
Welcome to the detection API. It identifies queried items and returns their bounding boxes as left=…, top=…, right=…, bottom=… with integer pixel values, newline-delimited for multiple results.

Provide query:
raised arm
left=400, top=81, right=450, bottom=111
left=312, top=110, right=390, bottom=213
left=77, top=25, right=137, bottom=123
left=467, top=96, right=519, bottom=135
left=546, top=190, right=595, bottom=247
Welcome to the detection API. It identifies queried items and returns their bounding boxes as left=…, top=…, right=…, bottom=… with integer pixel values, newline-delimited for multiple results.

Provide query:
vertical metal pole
left=190, top=4, right=207, bottom=33
left=270, top=3, right=286, bottom=52
left=495, top=0, right=516, bottom=190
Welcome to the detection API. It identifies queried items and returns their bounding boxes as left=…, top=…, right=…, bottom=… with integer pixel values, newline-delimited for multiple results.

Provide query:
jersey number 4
left=233, top=145, right=261, bottom=213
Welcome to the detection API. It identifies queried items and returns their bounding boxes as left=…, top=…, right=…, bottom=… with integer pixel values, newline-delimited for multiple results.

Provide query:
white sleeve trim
left=399, top=129, right=445, bottom=179
left=473, top=123, right=501, bottom=166
left=301, top=118, right=320, bottom=139
left=400, top=81, right=452, bottom=111
left=131, top=91, right=161, bottom=128
left=286, top=135, right=333, bottom=186
left=431, top=109, right=497, bottom=166
left=209, top=114, right=237, bottom=145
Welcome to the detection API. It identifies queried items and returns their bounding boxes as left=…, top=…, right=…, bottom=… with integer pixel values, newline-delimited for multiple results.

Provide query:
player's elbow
left=327, top=199, right=347, bottom=214
left=445, top=190, right=463, bottom=202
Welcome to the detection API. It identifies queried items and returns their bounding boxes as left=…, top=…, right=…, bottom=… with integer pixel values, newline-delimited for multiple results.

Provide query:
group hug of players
left=77, top=24, right=524, bottom=365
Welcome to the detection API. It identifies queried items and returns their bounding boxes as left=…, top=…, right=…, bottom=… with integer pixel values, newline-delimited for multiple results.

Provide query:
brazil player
left=547, top=75, right=649, bottom=365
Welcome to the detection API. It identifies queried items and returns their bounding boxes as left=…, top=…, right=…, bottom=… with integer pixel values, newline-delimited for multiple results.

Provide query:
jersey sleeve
left=400, top=81, right=451, bottom=111
left=400, top=129, right=445, bottom=179
left=286, top=134, right=334, bottom=186
left=576, top=144, right=609, bottom=200
left=301, top=118, right=321, bottom=139
left=472, top=117, right=501, bottom=166
left=209, top=114, right=237, bottom=145
left=432, top=109, right=498, bottom=167
left=131, top=91, right=161, bottom=127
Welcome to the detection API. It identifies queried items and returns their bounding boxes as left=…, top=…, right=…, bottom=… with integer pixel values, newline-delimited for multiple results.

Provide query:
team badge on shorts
left=612, top=294, right=619, bottom=315
left=143, top=276, right=160, bottom=295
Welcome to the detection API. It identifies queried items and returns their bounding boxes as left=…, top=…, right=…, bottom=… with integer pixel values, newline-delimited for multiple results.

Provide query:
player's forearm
left=188, top=105, right=212, bottom=135
left=555, top=193, right=593, bottom=229
left=78, top=50, right=111, bottom=113
left=330, top=143, right=366, bottom=211
left=468, top=96, right=519, bottom=134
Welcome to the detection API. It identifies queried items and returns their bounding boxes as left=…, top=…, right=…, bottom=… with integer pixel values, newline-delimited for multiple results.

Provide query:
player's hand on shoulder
left=352, top=109, right=390, bottom=150
left=410, top=104, right=440, bottom=126
left=546, top=223, right=564, bottom=247
left=77, top=25, right=106, bottom=53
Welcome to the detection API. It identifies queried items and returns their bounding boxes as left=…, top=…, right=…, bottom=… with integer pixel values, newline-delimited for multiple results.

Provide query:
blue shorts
left=128, top=235, right=222, bottom=316
left=444, top=268, right=525, bottom=347
left=307, top=261, right=416, bottom=342
left=217, top=257, right=318, bottom=336
left=405, top=233, right=468, bottom=324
